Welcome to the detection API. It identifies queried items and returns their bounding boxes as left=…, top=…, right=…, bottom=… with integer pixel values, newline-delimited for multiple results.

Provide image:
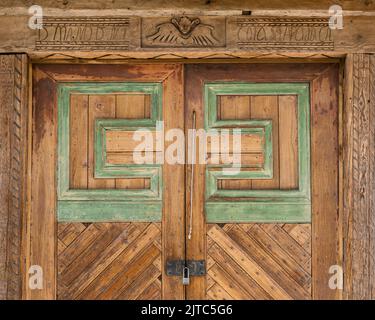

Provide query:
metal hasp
left=166, top=260, right=206, bottom=276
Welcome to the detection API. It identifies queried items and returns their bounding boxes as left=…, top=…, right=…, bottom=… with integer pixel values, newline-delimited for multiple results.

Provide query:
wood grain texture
left=29, top=63, right=184, bottom=300
left=311, top=64, right=340, bottom=299
left=57, top=222, right=162, bottom=300
left=27, top=66, right=57, bottom=299
left=279, top=95, right=298, bottom=189
left=162, top=64, right=185, bottom=299
left=1, top=1, right=374, bottom=11
left=1, top=10, right=375, bottom=55
left=70, top=95, right=88, bottom=189
left=250, top=95, right=279, bottom=189
left=115, top=94, right=150, bottom=189
left=218, top=95, right=252, bottom=190
left=344, top=54, right=375, bottom=299
left=88, top=95, right=116, bottom=189
left=186, top=63, right=339, bottom=300
left=207, top=223, right=311, bottom=300
left=69, top=92, right=153, bottom=191
left=0, top=54, right=28, bottom=300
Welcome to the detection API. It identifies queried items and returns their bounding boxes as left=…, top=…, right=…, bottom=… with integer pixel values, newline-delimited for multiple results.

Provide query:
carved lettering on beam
left=35, top=17, right=140, bottom=51
left=228, top=17, right=334, bottom=51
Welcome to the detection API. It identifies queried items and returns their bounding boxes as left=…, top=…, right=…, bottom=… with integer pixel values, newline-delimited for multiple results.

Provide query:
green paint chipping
left=57, top=82, right=163, bottom=222
left=204, top=82, right=311, bottom=223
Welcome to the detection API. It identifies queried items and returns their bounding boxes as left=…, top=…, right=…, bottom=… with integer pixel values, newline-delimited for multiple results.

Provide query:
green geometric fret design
left=204, top=82, right=311, bottom=223
left=57, top=82, right=163, bottom=222
left=94, top=119, right=160, bottom=179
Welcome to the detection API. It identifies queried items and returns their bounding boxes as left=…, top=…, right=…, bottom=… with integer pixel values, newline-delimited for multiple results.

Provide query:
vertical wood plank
left=343, top=55, right=354, bottom=299
left=163, top=65, right=185, bottom=299
left=369, top=54, right=375, bottom=300
left=344, top=54, right=375, bottom=300
left=0, top=56, right=12, bottom=300
left=28, top=67, right=57, bottom=299
left=116, top=94, right=147, bottom=119
left=185, top=65, right=206, bottom=299
left=115, top=94, right=147, bottom=189
left=0, top=55, right=28, bottom=300
left=70, top=95, right=88, bottom=189
left=352, top=54, right=370, bottom=299
left=311, top=65, right=340, bottom=300
left=88, top=95, right=115, bottom=189
left=219, top=95, right=252, bottom=190
left=251, top=95, right=279, bottom=189
left=279, top=95, right=299, bottom=189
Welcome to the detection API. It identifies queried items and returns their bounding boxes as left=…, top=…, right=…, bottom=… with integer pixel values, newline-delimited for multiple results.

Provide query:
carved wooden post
left=344, top=53, right=375, bottom=299
left=0, top=54, right=28, bottom=300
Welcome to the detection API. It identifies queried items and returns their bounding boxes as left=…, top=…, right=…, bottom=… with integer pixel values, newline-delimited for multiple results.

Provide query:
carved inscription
left=142, top=16, right=226, bottom=48
left=36, top=17, right=138, bottom=50
left=230, top=17, right=333, bottom=51
left=33, top=16, right=338, bottom=54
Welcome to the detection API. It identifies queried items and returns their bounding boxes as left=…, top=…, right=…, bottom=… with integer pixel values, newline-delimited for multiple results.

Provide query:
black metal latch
left=166, top=260, right=206, bottom=277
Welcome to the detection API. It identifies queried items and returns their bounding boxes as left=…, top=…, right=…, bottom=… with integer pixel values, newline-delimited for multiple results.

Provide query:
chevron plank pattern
left=57, top=222, right=162, bottom=300
left=206, top=223, right=311, bottom=300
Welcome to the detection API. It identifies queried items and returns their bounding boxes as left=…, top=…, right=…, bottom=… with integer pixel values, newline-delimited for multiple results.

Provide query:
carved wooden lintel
left=0, top=14, right=372, bottom=55
left=34, top=16, right=334, bottom=52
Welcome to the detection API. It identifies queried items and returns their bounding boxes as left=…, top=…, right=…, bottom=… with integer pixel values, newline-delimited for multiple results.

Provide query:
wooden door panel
left=57, top=222, right=162, bottom=300
left=69, top=92, right=154, bottom=190
left=206, top=223, right=311, bottom=300
left=29, top=63, right=339, bottom=300
left=185, top=63, right=339, bottom=300
left=217, top=93, right=299, bottom=191
left=29, top=64, right=184, bottom=300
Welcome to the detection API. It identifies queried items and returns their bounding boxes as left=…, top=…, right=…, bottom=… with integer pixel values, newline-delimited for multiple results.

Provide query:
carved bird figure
left=146, top=16, right=219, bottom=46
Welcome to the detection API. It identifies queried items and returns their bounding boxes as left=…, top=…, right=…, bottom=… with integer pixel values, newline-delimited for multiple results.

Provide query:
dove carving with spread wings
left=146, top=16, right=219, bottom=47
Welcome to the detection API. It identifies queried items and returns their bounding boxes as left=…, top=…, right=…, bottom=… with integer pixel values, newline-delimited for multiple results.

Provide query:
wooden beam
left=0, top=54, right=28, bottom=300
left=343, top=53, right=375, bottom=299
left=0, top=14, right=375, bottom=56
left=0, top=0, right=374, bottom=11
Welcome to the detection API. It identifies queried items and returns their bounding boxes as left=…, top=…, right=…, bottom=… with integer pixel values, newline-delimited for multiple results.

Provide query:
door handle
left=188, top=111, right=196, bottom=240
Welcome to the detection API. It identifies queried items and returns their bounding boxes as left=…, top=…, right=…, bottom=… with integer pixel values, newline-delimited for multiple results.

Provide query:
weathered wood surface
left=28, top=63, right=184, bottom=299
left=27, top=66, right=58, bottom=299
left=207, top=223, right=311, bottom=300
left=69, top=92, right=152, bottom=190
left=0, top=13, right=375, bottom=56
left=57, top=222, right=162, bottom=300
left=186, top=63, right=340, bottom=299
left=344, top=53, right=375, bottom=299
left=1, top=0, right=374, bottom=11
left=311, top=64, right=340, bottom=299
left=0, top=54, right=28, bottom=300
left=161, top=64, right=185, bottom=299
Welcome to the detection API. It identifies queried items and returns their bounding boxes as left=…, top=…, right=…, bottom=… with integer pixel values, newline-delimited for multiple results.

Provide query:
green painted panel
left=206, top=124, right=272, bottom=173
left=204, top=82, right=311, bottom=223
left=57, top=82, right=163, bottom=222
left=205, top=202, right=311, bottom=223
left=58, top=201, right=162, bottom=222
left=94, top=119, right=160, bottom=178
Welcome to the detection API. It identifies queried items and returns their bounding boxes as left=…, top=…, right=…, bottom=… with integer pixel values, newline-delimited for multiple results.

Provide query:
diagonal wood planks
left=57, top=222, right=162, bottom=300
left=206, top=223, right=311, bottom=300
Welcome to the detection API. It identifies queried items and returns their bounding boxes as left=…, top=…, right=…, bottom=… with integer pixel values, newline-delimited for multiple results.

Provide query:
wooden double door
left=28, top=63, right=340, bottom=300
